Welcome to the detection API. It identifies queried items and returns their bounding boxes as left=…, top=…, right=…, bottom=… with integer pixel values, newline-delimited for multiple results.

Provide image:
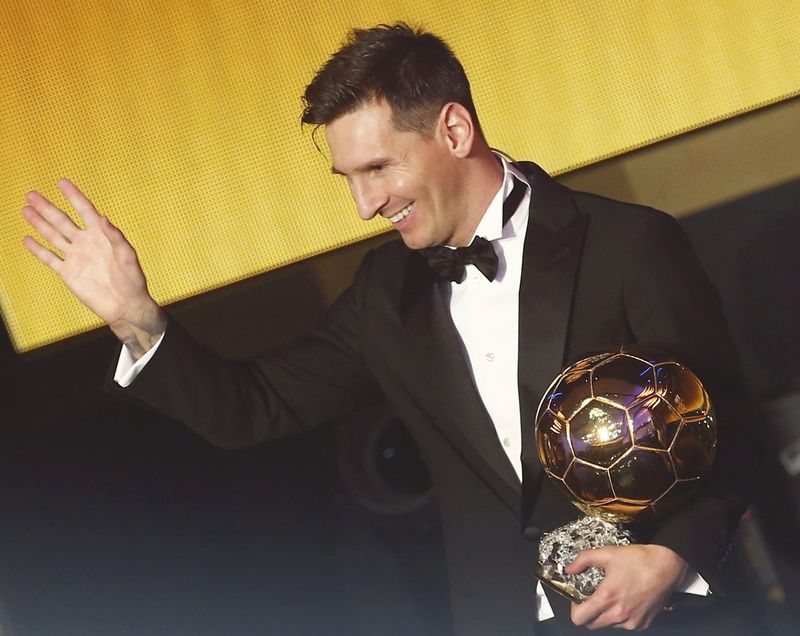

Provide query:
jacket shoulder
left=514, top=160, right=677, bottom=233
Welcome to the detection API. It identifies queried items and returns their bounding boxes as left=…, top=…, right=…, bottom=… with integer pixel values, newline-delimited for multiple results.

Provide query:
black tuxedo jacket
left=110, top=162, right=754, bottom=635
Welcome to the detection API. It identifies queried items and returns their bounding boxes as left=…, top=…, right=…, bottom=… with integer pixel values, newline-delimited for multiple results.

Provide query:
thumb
left=564, top=547, right=611, bottom=575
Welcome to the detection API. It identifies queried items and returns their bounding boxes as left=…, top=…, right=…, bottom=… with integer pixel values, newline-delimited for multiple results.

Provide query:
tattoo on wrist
left=113, top=312, right=165, bottom=360
left=122, top=326, right=161, bottom=360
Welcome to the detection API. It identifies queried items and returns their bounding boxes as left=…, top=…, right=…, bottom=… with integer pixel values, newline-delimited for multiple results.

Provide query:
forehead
left=325, top=101, right=417, bottom=174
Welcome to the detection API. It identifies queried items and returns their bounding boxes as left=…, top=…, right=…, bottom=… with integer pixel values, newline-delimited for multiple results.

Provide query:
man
left=22, top=23, right=753, bottom=635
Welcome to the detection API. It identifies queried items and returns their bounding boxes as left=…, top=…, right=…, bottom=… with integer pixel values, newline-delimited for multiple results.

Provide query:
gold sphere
left=535, top=348, right=716, bottom=523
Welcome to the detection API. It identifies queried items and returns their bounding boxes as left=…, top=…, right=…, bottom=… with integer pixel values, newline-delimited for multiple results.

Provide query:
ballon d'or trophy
left=534, top=347, right=716, bottom=602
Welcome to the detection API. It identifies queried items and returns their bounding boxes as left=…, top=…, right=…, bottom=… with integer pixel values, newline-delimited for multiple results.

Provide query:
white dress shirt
left=444, top=159, right=530, bottom=482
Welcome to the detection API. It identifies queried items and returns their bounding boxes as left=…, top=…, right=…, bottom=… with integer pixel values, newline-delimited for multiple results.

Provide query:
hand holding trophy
left=534, top=347, right=716, bottom=602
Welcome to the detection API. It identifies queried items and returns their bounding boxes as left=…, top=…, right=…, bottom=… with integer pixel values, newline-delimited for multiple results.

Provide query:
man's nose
left=350, top=179, right=387, bottom=221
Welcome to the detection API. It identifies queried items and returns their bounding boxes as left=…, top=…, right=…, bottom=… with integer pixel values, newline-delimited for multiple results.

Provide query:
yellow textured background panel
left=2, top=0, right=799, bottom=351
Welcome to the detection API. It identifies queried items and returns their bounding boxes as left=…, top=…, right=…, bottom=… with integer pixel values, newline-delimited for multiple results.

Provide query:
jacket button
left=523, top=526, right=541, bottom=540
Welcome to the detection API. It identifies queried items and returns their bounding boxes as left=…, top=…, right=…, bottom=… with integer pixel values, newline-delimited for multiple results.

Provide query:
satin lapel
left=515, top=163, right=589, bottom=526
left=399, top=253, right=521, bottom=516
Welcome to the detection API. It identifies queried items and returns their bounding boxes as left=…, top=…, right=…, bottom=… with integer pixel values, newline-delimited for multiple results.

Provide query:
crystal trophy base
left=535, top=516, right=633, bottom=603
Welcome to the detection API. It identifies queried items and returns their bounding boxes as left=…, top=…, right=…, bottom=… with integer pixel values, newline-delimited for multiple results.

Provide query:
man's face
left=325, top=100, right=469, bottom=249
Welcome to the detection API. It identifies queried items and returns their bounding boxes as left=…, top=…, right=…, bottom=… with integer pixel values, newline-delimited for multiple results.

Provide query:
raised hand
left=566, top=543, right=687, bottom=630
left=22, top=179, right=166, bottom=359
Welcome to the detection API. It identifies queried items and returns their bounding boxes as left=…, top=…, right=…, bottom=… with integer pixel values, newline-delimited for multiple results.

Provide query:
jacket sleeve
left=105, top=250, right=383, bottom=449
left=621, top=209, right=759, bottom=594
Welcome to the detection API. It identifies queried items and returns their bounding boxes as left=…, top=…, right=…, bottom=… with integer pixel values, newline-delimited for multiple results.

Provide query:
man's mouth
left=388, top=203, right=414, bottom=224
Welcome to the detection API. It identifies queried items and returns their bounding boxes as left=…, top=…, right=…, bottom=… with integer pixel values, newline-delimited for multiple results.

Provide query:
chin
left=398, top=233, right=433, bottom=251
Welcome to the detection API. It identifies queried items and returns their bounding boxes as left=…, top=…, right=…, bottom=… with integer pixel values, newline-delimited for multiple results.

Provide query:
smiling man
left=23, top=23, right=754, bottom=636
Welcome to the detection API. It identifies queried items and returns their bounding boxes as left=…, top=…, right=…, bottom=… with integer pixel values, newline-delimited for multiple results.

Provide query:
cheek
left=389, top=173, right=417, bottom=199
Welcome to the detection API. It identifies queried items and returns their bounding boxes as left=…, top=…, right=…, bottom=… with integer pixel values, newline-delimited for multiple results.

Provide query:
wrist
left=109, top=299, right=166, bottom=360
left=647, top=544, right=689, bottom=591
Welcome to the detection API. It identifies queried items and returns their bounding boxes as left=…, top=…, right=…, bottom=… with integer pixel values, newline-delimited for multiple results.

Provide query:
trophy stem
left=535, top=515, right=633, bottom=603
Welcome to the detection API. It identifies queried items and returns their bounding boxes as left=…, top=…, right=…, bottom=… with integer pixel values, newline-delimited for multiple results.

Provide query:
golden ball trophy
left=534, top=347, right=716, bottom=602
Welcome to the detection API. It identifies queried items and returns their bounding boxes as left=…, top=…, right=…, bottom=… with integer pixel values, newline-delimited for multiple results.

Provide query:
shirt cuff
left=677, top=569, right=710, bottom=596
left=535, top=581, right=555, bottom=621
left=113, top=330, right=166, bottom=387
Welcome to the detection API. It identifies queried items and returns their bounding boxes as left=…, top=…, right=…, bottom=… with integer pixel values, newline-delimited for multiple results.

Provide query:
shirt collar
left=471, top=155, right=531, bottom=243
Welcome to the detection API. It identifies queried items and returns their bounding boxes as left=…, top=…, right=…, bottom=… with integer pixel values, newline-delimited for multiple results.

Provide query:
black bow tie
left=421, top=237, right=498, bottom=283
left=420, top=176, right=526, bottom=283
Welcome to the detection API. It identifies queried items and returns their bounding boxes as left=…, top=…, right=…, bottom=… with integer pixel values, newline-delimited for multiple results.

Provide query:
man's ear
left=437, top=102, right=475, bottom=158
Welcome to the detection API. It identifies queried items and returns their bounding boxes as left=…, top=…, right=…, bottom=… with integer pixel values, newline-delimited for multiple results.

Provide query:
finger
left=98, top=215, right=140, bottom=271
left=587, top=613, right=621, bottom=630
left=564, top=553, right=587, bottom=574
left=565, top=547, right=610, bottom=574
left=23, top=235, right=64, bottom=273
left=570, top=601, right=587, bottom=626
left=99, top=214, right=131, bottom=250
left=58, top=178, right=102, bottom=228
left=585, top=606, right=632, bottom=630
left=571, top=597, right=604, bottom=627
left=25, top=190, right=81, bottom=242
left=22, top=205, right=72, bottom=253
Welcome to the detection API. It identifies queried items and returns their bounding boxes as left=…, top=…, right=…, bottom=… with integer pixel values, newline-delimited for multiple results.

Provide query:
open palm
left=22, top=179, right=166, bottom=362
left=22, top=179, right=151, bottom=326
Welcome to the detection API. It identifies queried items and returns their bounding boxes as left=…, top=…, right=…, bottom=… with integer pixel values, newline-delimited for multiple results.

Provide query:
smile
left=388, top=203, right=414, bottom=224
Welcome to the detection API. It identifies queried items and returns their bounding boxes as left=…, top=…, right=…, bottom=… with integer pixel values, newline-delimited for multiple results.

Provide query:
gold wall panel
left=2, top=0, right=798, bottom=351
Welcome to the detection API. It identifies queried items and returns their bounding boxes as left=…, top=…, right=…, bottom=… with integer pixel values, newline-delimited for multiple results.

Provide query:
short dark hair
left=301, top=23, right=482, bottom=137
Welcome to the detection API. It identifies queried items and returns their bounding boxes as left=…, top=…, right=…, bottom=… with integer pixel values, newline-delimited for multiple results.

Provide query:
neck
left=449, top=143, right=505, bottom=246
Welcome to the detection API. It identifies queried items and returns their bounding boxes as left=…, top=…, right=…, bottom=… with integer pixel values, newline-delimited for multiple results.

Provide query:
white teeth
left=389, top=203, right=413, bottom=223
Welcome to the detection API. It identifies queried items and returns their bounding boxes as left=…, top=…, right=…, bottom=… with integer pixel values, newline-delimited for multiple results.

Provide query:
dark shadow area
left=681, top=177, right=800, bottom=634
left=0, top=402, right=449, bottom=636
left=681, top=178, right=800, bottom=398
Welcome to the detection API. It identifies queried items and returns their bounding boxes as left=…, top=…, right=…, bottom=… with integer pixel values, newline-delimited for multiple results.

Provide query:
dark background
left=2, top=119, right=799, bottom=633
